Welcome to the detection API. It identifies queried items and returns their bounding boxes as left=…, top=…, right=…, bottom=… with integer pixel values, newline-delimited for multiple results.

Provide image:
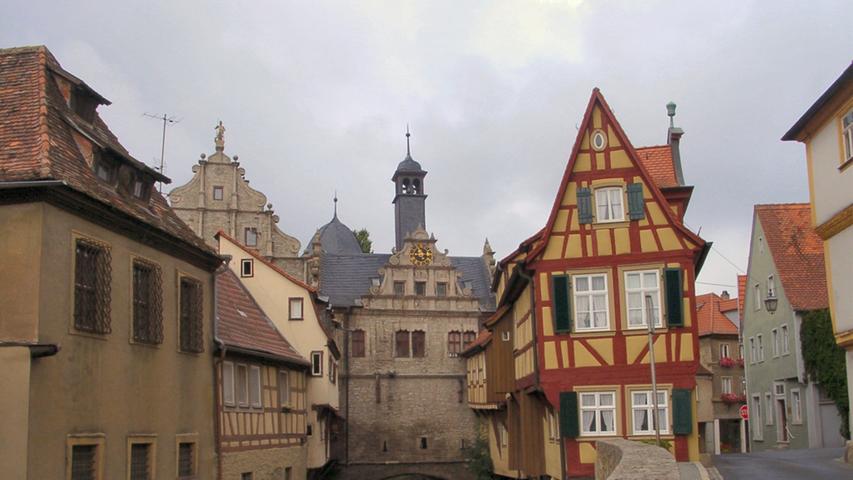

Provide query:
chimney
left=721, top=290, right=730, bottom=300
left=666, top=102, right=685, bottom=186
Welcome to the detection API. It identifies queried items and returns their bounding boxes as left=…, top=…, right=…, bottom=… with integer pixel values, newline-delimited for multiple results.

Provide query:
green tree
left=801, top=309, right=850, bottom=439
left=463, top=422, right=494, bottom=480
left=353, top=228, right=373, bottom=254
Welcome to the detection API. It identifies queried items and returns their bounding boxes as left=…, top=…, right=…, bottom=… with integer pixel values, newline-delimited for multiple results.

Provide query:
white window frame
left=288, top=297, right=304, bottom=320
left=579, top=391, right=617, bottom=437
left=240, top=258, right=253, bottom=277
left=237, top=363, right=249, bottom=407
left=624, top=270, right=662, bottom=329
left=249, top=365, right=262, bottom=408
left=213, top=185, right=224, bottom=200
left=771, top=329, right=779, bottom=357
left=222, top=361, right=235, bottom=406
left=754, top=284, right=762, bottom=311
left=749, top=337, right=756, bottom=364
left=765, top=393, right=773, bottom=425
left=752, top=394, right=763, bottom=440
left=631, top=390, right=669, bottom=435
left=720, top=343, right=730, bottom=360
left=311, top=351, right=323, bottom=376
left=791, top=389, right=802, bottom=424
left=842, top=108, right=853, bottom=162
left=594, top=187, right=625, bottom=223
left=573, top=273, right=610, bottom=332
left=757, top=334, right=764, bottom=362
left=767, top=275, right=776, bottom=298
left=279, top=370, right=290, bottom=407
left=781, top=324, right=790, bottom=355
left=721, top=377, right=733, bottom=395
left=501, top=331, right=511, bottom=342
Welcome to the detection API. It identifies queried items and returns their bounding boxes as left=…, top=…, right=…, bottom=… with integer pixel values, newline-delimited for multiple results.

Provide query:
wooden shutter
left=552, top=275, right=572, bottom=333
left=627, top=183, right=645, bottom=220
left=672, top=388, right=693, bottom=435
left=559, top=391, right=579, bottom=438
left=665, top=268, right=684, bottom=327
left=577, top=187, right=593, bottom=224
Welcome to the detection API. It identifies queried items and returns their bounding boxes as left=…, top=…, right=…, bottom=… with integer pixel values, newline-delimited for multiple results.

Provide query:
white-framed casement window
left=749, top=337, right=756, bottom=364
left=757, top=334, right=764, bottom=362
left=754, top=284, right=762, bottom=311
left=842, top=108, right=853, bottom=163
left=579, top=391, right=617, bottom=436
left=236, top=363, right=249, bottom=407
left=767, top=275, right=776, bottom=298
left=222, top=361, right=235, bottom=406
left=721, top=377, right=733, bottom=395
left=595, top=187, right=624, bottom=222
left=546, top=408, right=558, bottom=442
left=781, top=324, right=790, bottom=355
left=772, top=329, right=779, bottom=357
left=791, top=389, right=802, bottom=424
left=278, top=370, right=290, bottom=407
left=498, top=422, right=508, bottom=448
left=752, top=394, right=763, bottom=440
left=631, top=390, right=669, bottom=435
left=625, top=270, right=661, bottom=329
left=573, top=274, right=609, bottom=331
left=249, top=365, right=262, bottom=408
left=311, top=351, right=323, bottom=376
left=720, top=343, right=730, bottom=360
left=288, top=298, right=303, bottom=320
left=765, top=393, right=773, bottom=425
left=240, top=258, right=253, bottom=277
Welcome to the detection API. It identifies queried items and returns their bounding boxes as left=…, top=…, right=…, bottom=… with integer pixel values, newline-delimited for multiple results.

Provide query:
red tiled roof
left=755, top=204, right=827, bottom=311
left=216, top=269, right=308, bottom=366
left=719, top=298, right=738, bottom=313
left=0, top=46, right=213, bottom=256
left=696, top=293, right=739, bottom=336
left=461, top=330, right=492, bottom=357
left=737, top=275, right=747, bottom=319
left=635, top=145, right=679, bottom=188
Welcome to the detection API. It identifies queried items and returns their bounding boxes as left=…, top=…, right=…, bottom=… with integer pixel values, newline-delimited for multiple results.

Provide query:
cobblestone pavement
left=712, top=447, right=853, bottom=479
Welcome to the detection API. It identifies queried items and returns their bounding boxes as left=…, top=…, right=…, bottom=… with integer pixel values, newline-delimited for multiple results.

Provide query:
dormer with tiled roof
left=696, top=293, right=740, bottom=337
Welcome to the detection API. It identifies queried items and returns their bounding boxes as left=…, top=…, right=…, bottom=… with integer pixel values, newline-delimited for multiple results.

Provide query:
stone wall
left=594, top=439, right=678, bottom=480
left=221, top=445, right=307, bottom=480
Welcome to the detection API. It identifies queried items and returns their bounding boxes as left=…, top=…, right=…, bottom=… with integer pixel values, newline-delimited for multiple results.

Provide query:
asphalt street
left=713, top=447, right=853, bottom=479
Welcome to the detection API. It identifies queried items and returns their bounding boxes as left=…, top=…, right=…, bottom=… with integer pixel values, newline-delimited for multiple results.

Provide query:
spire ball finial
left=333, top=190, right=338, bottom=218
left=405, top=124, right=411, bottom=157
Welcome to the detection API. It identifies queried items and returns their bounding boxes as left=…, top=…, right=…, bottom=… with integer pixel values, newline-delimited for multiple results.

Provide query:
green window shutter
left=627, top=183, right=645, bottom=220
left=672, top=388, right=693, bottom=435
left=559, top=391, right=579, bottom=439
left=665, top=268, right=683, bottom=327
left=577, top=187, right=593, bottom=224
left=552, top=275, right=572, bottom=333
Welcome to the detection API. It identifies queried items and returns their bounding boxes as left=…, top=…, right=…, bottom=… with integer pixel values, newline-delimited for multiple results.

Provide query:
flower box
left=721, top=393, right=746, bottom=405
left=719, top=357, right=735, bottom=368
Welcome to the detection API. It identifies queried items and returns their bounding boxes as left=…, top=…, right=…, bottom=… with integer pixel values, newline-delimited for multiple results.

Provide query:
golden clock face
left=409, top=244, right=433, bottom=266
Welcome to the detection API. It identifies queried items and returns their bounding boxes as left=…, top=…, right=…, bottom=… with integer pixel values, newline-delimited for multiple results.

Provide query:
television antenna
left=143, top=113, right=181, bottom=191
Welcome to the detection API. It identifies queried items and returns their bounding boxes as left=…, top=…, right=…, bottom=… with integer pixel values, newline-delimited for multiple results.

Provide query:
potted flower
left=719, top=357, right=735, bottom=368
left=721, top=393, right=746, bottom=405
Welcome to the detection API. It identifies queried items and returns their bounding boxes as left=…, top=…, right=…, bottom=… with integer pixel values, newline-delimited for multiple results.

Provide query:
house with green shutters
left=742, top=203, right=845, bottom=450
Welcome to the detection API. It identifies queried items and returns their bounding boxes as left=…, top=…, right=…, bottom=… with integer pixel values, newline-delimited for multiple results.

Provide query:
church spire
left=406, top=124, right=411, bottom=157
left=333, top=191, right=338, bottom=219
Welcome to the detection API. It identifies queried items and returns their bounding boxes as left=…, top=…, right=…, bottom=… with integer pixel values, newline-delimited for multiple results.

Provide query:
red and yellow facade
left=493, top=89, right=707, bottom=478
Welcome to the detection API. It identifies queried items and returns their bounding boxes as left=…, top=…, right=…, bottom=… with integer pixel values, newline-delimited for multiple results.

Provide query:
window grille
left=178, top=442, right=195, bottom=478
left=412, top=330, right=425, bottom=357
left=70, top=444, right=97, bottom=480
left=132, top=259, right=163, bottom=344
left=129, top=443, right=151, bottom=480
left=179, top=278, right=204, bottom=353
left=448, top=331, right=461, bottom=355
left=74, top=238, right=111, bottom=334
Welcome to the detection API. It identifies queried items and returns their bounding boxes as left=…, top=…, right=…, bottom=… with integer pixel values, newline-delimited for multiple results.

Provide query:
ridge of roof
left=783, top=61, right=853, bottom=141
left=696, top=292, right=739, bottom=336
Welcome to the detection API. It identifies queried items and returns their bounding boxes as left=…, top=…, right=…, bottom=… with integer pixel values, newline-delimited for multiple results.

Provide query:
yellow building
left=0, top=46, right=221, bottom=479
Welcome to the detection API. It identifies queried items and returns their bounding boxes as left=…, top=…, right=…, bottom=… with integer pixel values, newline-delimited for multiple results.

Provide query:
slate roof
left=696, top=293, right=740, bottom=337
left=0, top=46, right=213, bottom=256
left=755, top=203, right=828, bottom=311
left=635, top=145, right=679, bottom=188
left=319, top=253, right=496, bottom=310
left=396, top=154, right=424, bottom=173
left=315, top=214, right=363, bottom=255
left=216, top=269, right=308, bottom=366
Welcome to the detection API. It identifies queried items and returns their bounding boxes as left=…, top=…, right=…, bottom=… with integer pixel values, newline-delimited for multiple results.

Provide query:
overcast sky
left=4, top=1, right=851, bottom=295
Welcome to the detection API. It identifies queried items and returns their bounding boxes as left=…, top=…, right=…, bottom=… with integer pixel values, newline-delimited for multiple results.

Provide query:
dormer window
left=595, top=187, right=624, bottom=222
left=70, top=89, right=98, bottom=123
left=94, top=155, right=115, bottom=183
left=131, top=177, right=151, bottom=201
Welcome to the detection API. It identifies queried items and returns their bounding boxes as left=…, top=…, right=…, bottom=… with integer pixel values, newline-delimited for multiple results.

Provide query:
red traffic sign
left=739, top=404, right=749, bottom=420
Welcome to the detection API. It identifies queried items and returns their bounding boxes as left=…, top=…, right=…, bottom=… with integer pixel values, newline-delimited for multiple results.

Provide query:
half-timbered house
left=215, top=268, right=310, bottom=479
left=488, top=89, right=709, bottom=477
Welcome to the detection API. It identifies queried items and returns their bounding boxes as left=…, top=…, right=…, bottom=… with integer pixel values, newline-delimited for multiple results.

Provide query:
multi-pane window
left=595, top=187, right=624, bottom=222
left=574, top=274, right=609, bottom=331
left=129, top=442, right=152, bottom=480
left=74, top=238, right=111, bottom=334
left=463, top=331, right=476, bottom=349
left=749, top=337, right=756, bottom=363
left=70, top=444, right=98, bottom=480
left=279, top=370, right=290, bottom=407
left=95, top=160, right=113, bottom=182
left=414, top=281, right=426, bottom=296
left=311, top=351, right=323, bottom=376
left=328, top=356, right=337, bottom=384
left=721, top=377, right=733, bottom=395
left=720, top=343, right=730, bottom=360
left=754, top=284, right=761, bottom=311
left=177, top=442, right=196, bottom=479
left=580, top=391, right=616, bottom=436
left=244, top=228, right=258, bottom=247
left=179, top=278, right=204, bottom=353
left=752, top=395, right=763, bottom=440
left=132, top=260, right=163, bottom=344
left=631, top=390, right=668, bottom=435
left=547, top=408, right=558, bottom=441
left=222, top=362, right=235, bottom=406
left=791, top=389, right=802, bottom=423
left=249, top=365, right=262, bottom=408
left=351, top=329, right=366, bottom=357
left=767, top=275, right=776, bottom=298
left=448, top=331, right=462, bottom=355
left=765, top=393, right=773, bottom=425
left=132, top=179, right=148, bottom=200
left=772, top=329, right=779, bottom=357
left=395, top=330, right=410, bottom=357
left=412, top=330, right=426, bottom=357
left=393, top=281, right=406, bottom=295
left=781, top=325, right=789, bottom=354
left=843, top=109, right=853, bottom=162
left=288, top=298, right=303, bottom=320
left=237, top=364, right=249, bottom=406
left=625, top=270, right=661, bottom=328
left=213, top=186, right=224, bottom=200
left=757, top=334, right=764, bottom=361
left=436, top=282, right=447, bottom=297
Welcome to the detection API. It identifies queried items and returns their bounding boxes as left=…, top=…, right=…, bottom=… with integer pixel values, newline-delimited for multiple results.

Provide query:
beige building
left=217, top=232, right=342, bottom=475
left=169, top=127, right=304, bottom=278
left=0, top=46, right=221, bottom=480
left=782, top=62, right=853, bottom=442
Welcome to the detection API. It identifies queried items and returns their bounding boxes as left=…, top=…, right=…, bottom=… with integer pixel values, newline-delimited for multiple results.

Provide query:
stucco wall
left=22, top=203, right=217, bottom=479
left=827, top=228, right=853, bottom=336
left=221, top=444, right=307, bottom=480
left=0, top=346, right=31, bottom=480
left=0, top=203, right=43, bottom=342
left=807, top=109, right=850, bottom=225
left=594, top=438, right=678, bottom=480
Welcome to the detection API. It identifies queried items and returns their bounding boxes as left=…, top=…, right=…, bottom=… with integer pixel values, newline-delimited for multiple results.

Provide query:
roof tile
left=696, top=293, right=739, bottom=336
left=635, top=145, right=679, bottom=188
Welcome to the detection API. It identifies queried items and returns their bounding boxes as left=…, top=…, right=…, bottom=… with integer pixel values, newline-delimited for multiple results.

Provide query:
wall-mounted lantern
left=764, top=295, right=778, bottom=314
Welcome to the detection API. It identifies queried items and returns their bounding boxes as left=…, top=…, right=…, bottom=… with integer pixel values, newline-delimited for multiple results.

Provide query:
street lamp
left=764, top=294, right=778, bottom=314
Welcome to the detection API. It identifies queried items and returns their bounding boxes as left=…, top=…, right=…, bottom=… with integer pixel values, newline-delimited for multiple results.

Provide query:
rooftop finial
left=333, top=190, right=338, bottom=218
left=666, top=102, right=677, bottom=128
left=214, top=120, right=226, bottom=151
left=405, top=124, right=411, bottom=157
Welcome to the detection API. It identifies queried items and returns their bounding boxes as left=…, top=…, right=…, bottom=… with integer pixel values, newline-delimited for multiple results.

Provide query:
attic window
left=70, top=89, right=98, bottom=123
left=94, top=157, right=115, bottom=183
left=132, top=178, right=151, bottom=201
left=591, top=129, right=607, bottom=151
left=240, top=259, right=254, bottom=277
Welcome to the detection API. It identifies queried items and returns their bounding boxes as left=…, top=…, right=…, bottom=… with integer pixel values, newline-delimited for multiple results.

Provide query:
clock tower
left=392, top=128, right=427, bottom=251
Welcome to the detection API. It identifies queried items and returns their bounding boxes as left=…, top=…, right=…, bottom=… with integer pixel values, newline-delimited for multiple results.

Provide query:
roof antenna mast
left=143, top=112, right=181, bottom=192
